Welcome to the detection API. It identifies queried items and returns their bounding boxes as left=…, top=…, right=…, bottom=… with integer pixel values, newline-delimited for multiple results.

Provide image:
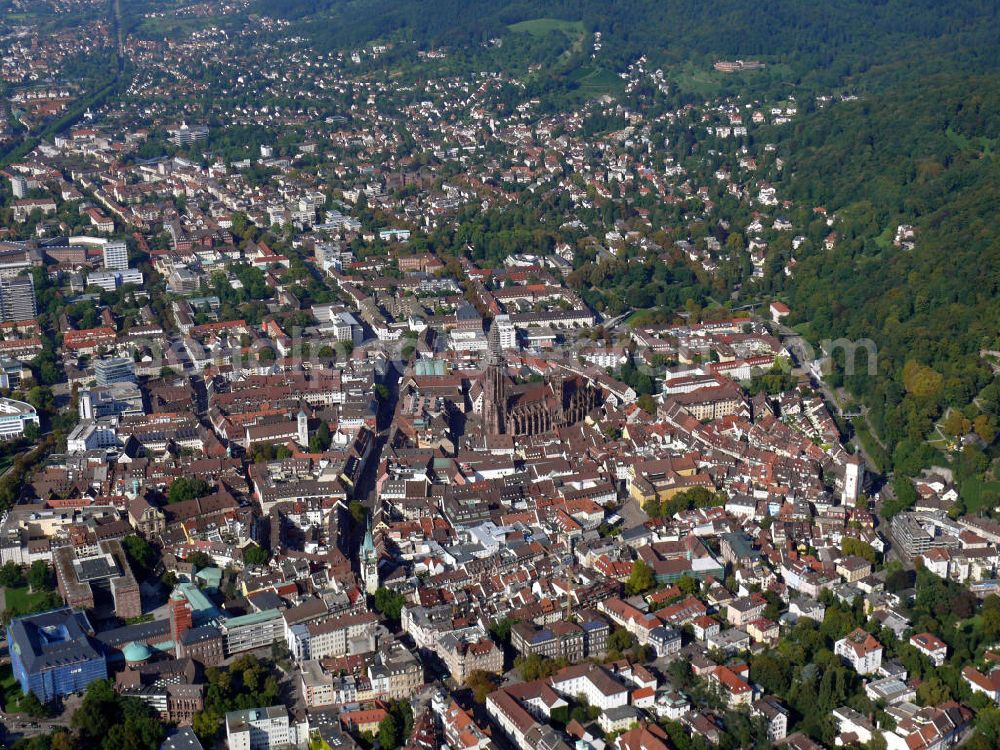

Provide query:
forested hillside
left=759, top=76, right=1000, bottom=487
left=261, top=0, right=1000, bottom=89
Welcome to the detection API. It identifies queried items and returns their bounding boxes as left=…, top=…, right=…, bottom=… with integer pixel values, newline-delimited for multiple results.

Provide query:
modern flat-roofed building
left=103, top=240, right=129, bottom=271
left=890, top=511, right=957, bottom=558
left=221, top=609, right=284, bottom=655
left=161, top=727, right=205, bottom=750
left=169, top=122, right=209, bottom=147
left=10, top=175, right=27, bottom=198
left=493, top=314, right=517, bottom=349
left=7, top=607, right=107, bottom=702
left=0, top=397, right=39, bottom=439
left=88, top=268, right=144, bottom=292
left=79, top=382, right=145, bottom=420
left=0, top=275, right=36, bottom=322
left=53, top=539, right=142, bottom=619
left=95, top=357, right=137, bottom=386
left=225, top=705, right=291, bottom=750
left=0, top=358, right=28, bottom=389
left=66, top=420, right=119, bottom=452
left=300, top=660, right=334, bottom=708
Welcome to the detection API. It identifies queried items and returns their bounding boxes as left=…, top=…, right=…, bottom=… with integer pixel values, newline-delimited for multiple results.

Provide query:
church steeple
left=362, top=516, right=379, bottom=594
left=297, top=403, right=309, bottom=446
left=362, top=517, right=375, bottom=560
left=482, top=323, right=507, bottom=436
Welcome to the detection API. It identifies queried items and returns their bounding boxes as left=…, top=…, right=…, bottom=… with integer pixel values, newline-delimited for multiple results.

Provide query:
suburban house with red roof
left=835, top=628, right=883, bottom=675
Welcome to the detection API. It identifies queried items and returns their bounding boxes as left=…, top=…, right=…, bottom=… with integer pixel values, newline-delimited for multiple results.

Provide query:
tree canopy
left=167, top=477, right=214, bottom=504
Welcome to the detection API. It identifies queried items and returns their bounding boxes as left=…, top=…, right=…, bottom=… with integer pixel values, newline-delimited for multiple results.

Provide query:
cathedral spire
left=485, top=320, right=504, bottom=365
left=482, top=322, right=507, bottom=436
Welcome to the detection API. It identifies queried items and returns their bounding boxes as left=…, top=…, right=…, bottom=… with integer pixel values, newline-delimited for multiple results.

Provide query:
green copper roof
left=123, top=641, right=152, bottom=662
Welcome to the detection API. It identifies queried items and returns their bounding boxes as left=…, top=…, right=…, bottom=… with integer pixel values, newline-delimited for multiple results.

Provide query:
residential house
left=835, top=628, right=883, bottom=675
left=909, top=633, right=947, bottom=668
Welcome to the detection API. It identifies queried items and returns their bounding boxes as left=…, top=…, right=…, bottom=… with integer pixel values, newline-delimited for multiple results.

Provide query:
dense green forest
left=756, top=75, right=1000, bottom=487
left=261, top=0, right=1000, bottom=89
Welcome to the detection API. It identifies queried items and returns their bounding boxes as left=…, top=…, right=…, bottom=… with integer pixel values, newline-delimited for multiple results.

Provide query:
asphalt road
left=1, top=692, right=84, bottom=738
left=355, top=358, right=403, bottom=511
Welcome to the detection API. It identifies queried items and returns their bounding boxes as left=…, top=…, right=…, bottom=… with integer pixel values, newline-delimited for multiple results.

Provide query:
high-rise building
left=170, top=122, right=209, bottom=146
left=102, top=240, right=129, bottom=271
left=493, top=314, right=517, bottom=350
left=78, top=382, right=144, bottom=420
left=0, top=276, right=37, bottom=322
left=10, top=175, right=27, bottom=198
left=94, top=357, right=137, bottom=386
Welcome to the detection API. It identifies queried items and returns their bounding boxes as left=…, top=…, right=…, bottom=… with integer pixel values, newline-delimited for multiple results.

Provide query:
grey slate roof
left=8, top=607, right=102, bottom=673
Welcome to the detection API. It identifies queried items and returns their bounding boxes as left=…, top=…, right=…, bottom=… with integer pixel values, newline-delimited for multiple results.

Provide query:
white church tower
left=843, top=453, right=864, bottom=504
left=362, top=518, right=379, bottom=595
left=297, top=405, right=309, bottom=447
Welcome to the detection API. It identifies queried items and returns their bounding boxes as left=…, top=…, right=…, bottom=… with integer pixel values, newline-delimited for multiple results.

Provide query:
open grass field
left=873, top=224, right=895, bottom=251
left=669, top=60, right=794, bottom=99
left=507, top=18, right=585, bottom=37
left=509, top=17, right=588, bottom=63
left=3, top=584, right=63, bottom=619
left=960, top=477, right=1000, bottom=515
left=571, top=65, right=623, bottom=97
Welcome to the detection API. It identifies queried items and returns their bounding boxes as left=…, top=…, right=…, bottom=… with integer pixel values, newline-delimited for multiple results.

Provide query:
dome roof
left=123, top=641, right=152, bottom=662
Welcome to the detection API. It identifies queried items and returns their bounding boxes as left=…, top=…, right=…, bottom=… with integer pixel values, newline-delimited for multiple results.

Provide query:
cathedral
left=479, top=330, right=599, bottom=437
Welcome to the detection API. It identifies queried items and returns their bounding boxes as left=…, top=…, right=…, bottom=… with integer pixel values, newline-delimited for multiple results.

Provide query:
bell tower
left=297, top=404, right=309, bottom=447
left=482, top=325, right=507, bottom=436
left=362, top=517, right=379, bottom=594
